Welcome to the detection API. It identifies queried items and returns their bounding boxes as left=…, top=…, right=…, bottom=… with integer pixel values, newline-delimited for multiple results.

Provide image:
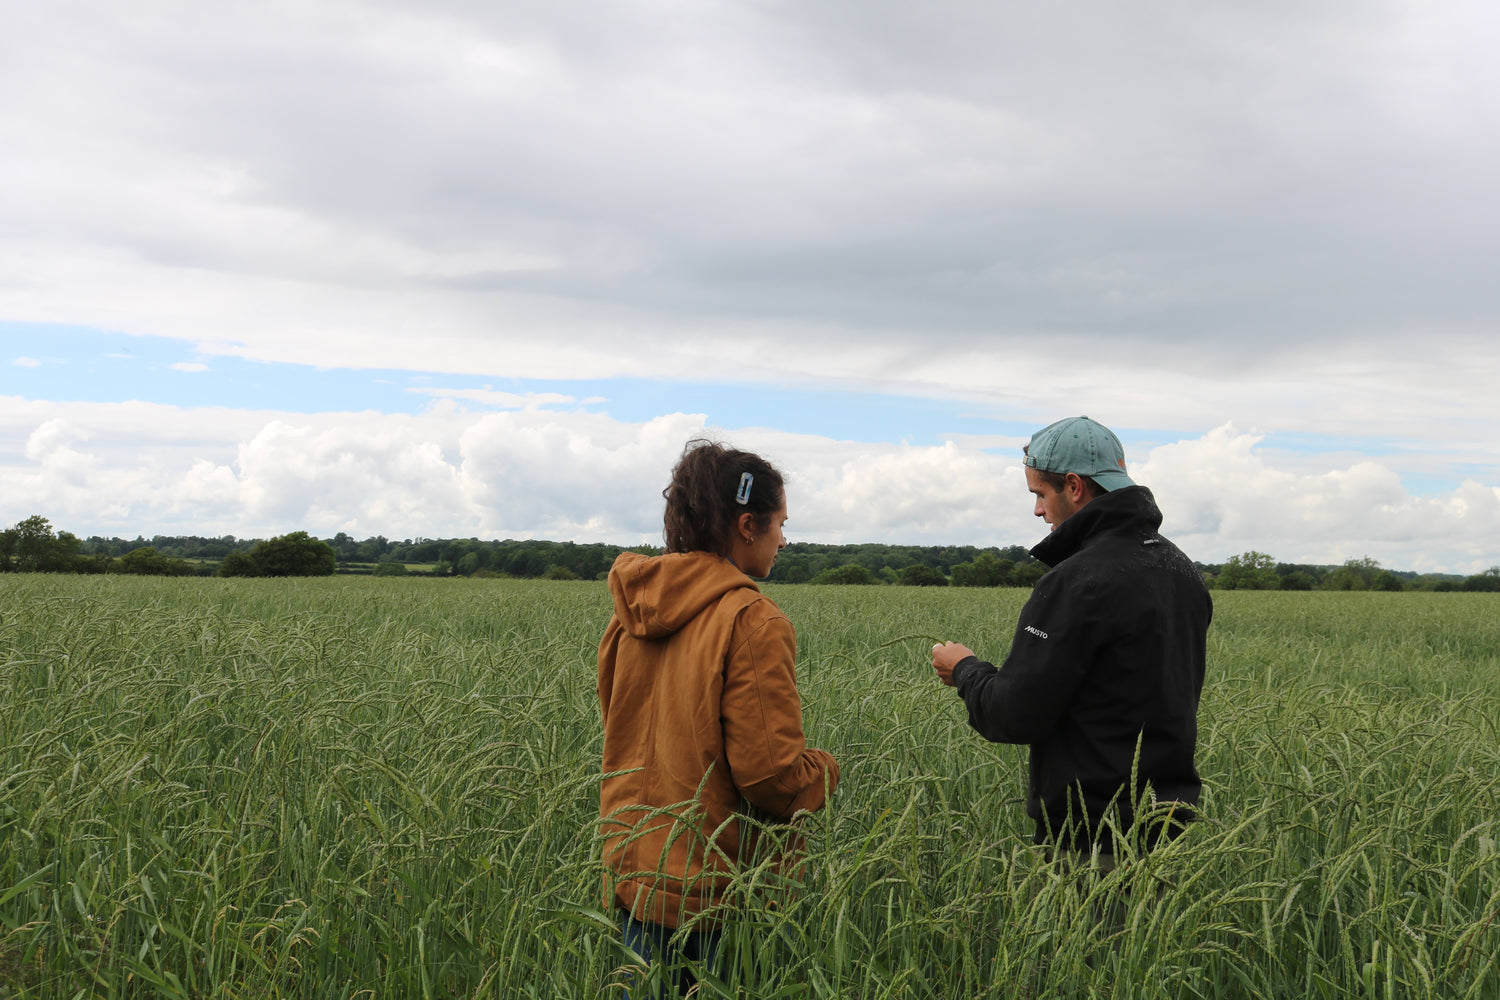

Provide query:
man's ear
left=1064, top=472, right=1089, bottom=502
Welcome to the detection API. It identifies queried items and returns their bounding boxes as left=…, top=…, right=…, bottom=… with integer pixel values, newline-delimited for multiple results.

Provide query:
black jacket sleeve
left=952, top=573, right=1097, bottom=744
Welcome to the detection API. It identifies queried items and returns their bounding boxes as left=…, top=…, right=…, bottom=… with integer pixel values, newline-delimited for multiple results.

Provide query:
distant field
left=334, top=562, right=439, bottom=574
left=1, top=576, right=1497, bottom=997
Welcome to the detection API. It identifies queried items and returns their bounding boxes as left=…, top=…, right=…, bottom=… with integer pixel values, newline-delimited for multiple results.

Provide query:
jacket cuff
left=951, top=655, right=986, bottom=690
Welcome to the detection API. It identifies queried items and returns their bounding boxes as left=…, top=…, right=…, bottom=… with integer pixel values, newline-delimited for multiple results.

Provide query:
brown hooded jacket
left=598, top=550, right=839, bottom=928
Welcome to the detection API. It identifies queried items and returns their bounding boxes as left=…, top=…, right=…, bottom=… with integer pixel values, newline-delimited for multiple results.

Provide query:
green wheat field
left=1, top=575, right=1497, bottom=998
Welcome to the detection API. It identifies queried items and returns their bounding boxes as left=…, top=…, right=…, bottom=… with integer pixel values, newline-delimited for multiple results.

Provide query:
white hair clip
left=735, top=472, right=754, bottom=505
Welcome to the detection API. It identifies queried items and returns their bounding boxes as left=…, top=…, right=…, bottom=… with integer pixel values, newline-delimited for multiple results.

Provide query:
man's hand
left=931, top=641, right=975, bottom=686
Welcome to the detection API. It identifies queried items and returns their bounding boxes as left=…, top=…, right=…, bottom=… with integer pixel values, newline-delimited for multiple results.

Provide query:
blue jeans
left=618, top=911, right=722, bottom=999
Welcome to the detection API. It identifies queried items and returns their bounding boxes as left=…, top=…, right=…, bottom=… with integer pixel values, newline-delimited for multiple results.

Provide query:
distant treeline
left=325, top=534, right=1048, bottom=586
left=1198, top=551, right=1496, bottom=593
left=1, top=514, right=1049, bottom=585
left=0, top=516, right=338, bottom=578
left=4, top=515, right=1497, bottom=591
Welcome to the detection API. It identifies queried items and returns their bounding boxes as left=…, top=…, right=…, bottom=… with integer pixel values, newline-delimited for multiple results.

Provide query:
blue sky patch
left=3, top=322, right=1042, bottom=448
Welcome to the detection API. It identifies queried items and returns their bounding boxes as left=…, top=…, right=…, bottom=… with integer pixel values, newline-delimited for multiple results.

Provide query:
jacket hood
left=1031, top=484, right=1163, bottom=567
left=607, top=551, right=758, bottom=640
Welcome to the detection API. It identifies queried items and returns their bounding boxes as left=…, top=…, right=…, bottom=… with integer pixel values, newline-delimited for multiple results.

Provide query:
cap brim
left=1091, top=469, right=1136, bottom=492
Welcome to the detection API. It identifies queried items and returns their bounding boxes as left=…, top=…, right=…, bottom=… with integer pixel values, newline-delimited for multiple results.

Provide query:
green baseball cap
left=1024, top=416, right=1135, bottom=492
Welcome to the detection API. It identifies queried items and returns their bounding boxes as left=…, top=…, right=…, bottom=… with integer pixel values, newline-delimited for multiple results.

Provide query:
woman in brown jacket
left=598, top=439, right=840, bottom=994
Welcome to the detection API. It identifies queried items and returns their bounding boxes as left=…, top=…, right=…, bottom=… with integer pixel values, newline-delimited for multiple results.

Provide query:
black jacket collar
left=1031, top=485, right=1164, bottom=568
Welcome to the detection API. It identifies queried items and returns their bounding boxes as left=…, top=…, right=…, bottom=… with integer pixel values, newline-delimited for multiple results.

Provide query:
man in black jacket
left=932, top=416, right=1211, bottom=855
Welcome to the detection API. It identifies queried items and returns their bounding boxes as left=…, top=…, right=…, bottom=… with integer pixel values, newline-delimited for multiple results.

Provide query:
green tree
left=900, top=564, right=948, bottom=587
left=356, top=536, right=392, bottom=561
left=76, top=552, right=115, bottom=574
left=441, top=539, right=474, bottom=568
left=1279, top=571, right=1316, bottom=591
left=1462, top=566, right=1500, bottom=592
left=0, top=515, right=80, bottom=573
left=372, top=560, right=408, bottom=577
left=118, top=547, right=191, bottom=576
left=1324, top=556, right=1384, bottom=591
left=248, top=531, right=337, bottom=577
left=780, top=563, right=813, bottom=583
left=950, top=552, right=1013, bottom=587
left=810, top=564, right=876, bottom=585
left=1215, top=551, right=1279, bottom=590
left=542, top=565, right=580, bottom=581
left=218, top=551, right=258, bottom=577
left=328, top=532, right=357, bottom=559
left=1011, top=561, right=1047, bottom=588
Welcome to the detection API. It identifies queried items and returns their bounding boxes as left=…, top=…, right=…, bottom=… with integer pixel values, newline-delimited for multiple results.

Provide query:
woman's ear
left=736, top=511, right=757, bottom=543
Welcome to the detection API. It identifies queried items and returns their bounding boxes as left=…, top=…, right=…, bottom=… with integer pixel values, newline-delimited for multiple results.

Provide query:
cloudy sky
left=4, top=1, right=1499, bottom=573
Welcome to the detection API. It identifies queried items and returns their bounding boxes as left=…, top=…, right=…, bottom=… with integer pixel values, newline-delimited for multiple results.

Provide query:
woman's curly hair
left=663, top=439, right=785, bottom=556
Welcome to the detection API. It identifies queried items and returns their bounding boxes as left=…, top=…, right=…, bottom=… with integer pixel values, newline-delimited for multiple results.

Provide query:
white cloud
left=1135, top=424, right=1500, bottom=574
left=1, top=398, right=1497, bottom=573
left=170, top=361, right=210, bottom=372
left=12, top=357, right=43, bottom=368
left=406, top=387, right=576, bottom=409
left=24, top=416, right=90, bottom=460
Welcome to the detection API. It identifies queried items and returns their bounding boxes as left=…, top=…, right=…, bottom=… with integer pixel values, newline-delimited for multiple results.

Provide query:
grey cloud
left=6, top=3, right=1500, bottom=410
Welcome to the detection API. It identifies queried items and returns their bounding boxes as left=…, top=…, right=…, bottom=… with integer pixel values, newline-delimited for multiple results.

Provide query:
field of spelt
left=1, top=574, right=1497, bottom=998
